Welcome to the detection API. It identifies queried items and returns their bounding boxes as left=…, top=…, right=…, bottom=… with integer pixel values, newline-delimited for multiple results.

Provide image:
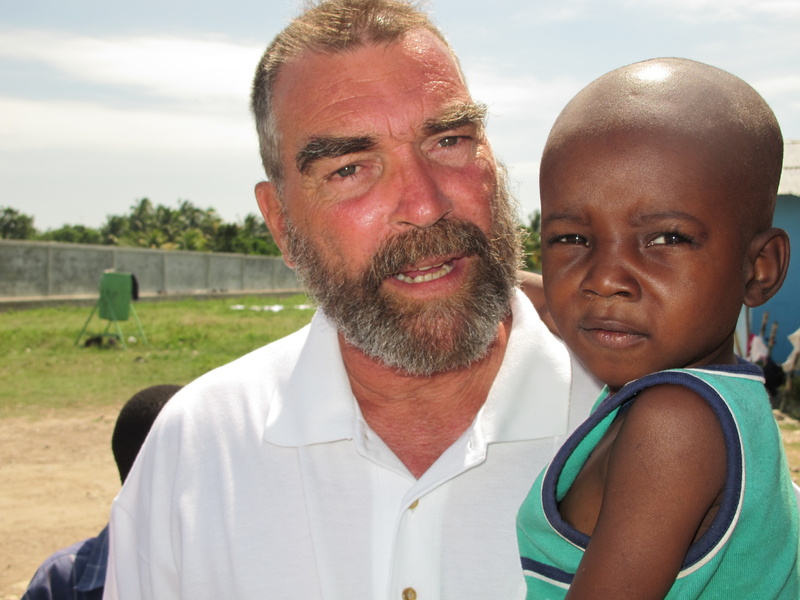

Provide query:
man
left=104, top=1, right=599, bottom=598
left=23, top=384, right=180, bottom=600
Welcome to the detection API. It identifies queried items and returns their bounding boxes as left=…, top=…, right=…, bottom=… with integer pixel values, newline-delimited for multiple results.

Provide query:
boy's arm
left=566, top=384, right=726, bottom=599
left=518, top=271, right=559, bottom=336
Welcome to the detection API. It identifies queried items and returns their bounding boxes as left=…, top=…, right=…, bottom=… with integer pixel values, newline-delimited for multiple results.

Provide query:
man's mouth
left=393, top=260, right=454, bottom=284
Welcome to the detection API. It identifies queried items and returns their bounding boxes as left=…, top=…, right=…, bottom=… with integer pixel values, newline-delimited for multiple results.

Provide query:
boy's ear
left=743, top=227, right=790, bottom=308
left=254, top=181, right=294, bottom=268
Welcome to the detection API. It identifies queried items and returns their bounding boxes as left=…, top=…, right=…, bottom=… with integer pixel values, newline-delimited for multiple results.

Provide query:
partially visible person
left=103, top=1, right=600, bottom=598
left=517, top=57, right=799, bottom=599
left=22, top=384, right=181, bottom=600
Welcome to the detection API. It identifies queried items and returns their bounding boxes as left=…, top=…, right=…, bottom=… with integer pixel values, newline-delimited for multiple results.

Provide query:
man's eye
left=649, top=232, right=691, bottom=246
left=334, top=164, right=358, bottom=178
left=438, top=136, right=460, bottom=148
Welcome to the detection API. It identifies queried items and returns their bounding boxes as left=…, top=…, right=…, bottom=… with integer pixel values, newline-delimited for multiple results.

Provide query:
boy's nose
left=580, top=247, right=641, bottom=300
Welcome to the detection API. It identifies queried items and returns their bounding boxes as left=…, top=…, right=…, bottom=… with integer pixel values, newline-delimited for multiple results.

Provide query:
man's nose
left=388, top=151, right=453, bottom=228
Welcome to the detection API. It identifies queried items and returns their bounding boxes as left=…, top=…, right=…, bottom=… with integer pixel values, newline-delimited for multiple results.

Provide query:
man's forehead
left=271, top=34, right=475, bottom=148
left=274, top=29, right=462, bottom=95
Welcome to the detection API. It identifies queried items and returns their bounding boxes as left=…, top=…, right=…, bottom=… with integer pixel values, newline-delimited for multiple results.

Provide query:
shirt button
left=402, top=587, right=417, bottom=600
left=409, top=499, right=419, bottom=510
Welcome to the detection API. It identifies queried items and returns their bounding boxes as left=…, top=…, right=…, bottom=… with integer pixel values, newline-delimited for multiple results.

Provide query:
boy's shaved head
left=542, top=57, right=783, bottom=234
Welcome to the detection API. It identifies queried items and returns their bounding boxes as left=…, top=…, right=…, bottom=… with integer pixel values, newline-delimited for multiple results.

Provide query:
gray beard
left=284, top=182, right=522, bottom=376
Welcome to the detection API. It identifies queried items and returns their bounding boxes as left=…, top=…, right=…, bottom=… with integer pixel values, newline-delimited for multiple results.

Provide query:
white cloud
left=504, top=0, right=800, bottom=25
left=620, top=0, right=800, bottom=20
left=754, top=75, right=800, bottom=96
left=0, top=32, right=268, bottom=156
left=0, top=30, right=263, bottom=106
left=465, top=63, right=582, bottom=122
left=0, top=96, right=257, bottom=154
left=513, top=3, right=587, bottom=24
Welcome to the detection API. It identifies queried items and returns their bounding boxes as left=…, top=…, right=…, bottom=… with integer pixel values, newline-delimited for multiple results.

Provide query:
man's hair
left=250, top=0, right=458, bottom=192
left=111, top=384, right=182, bottom=483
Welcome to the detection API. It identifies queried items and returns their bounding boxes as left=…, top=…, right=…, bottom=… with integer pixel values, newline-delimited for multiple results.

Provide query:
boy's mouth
left=580, top=317, right=647, bottom=349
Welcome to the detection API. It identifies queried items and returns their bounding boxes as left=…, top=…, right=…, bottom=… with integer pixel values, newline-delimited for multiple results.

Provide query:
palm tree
left=128, top=198, right=157, bottom=237
left=522, top=211, right=542, bottom=272
left=0, top=206, right=37, bottom=239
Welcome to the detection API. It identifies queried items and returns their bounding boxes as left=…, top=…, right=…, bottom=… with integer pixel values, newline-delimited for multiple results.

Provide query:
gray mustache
left=366, top=219, right=490, bottom=287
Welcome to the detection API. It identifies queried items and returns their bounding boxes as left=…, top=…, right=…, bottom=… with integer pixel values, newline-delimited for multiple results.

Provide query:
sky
left=2, top=0, right=799, bottom=231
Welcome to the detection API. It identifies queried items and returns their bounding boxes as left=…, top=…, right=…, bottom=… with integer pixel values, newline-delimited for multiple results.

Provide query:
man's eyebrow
left=422, top=101, right=488, bottom=136
left=295, top=135, right=377, bottom=174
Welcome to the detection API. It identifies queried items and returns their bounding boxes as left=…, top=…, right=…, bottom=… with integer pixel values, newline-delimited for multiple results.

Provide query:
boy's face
left=540, top=130, right=749, bottom=391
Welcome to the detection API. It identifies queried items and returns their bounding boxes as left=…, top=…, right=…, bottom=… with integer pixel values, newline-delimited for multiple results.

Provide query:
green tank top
left=517, top=362, right=800, bottom=598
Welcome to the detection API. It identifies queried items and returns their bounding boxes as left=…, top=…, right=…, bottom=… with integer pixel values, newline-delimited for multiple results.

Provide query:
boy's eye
left=649, top=232, right=691, bottom=246
left=552, top=234, right=588, bottom=246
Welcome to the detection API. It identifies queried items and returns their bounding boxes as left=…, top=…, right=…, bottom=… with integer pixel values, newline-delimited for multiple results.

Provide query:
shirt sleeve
left=22, top=545, right=81, bottom=600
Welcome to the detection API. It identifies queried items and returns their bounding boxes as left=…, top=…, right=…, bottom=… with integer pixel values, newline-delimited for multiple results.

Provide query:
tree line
left=1, top=198, right=542, bottom=269
left=0, top=199, right=280, bottom=256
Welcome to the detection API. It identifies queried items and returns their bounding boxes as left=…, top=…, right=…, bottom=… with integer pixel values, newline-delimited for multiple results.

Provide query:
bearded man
left=104, top=1, right=599, bottom=598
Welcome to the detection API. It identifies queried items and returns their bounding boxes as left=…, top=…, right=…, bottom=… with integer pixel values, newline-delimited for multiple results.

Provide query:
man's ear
left=255, top=181, right=294, bottom=268
left=744, top=227, right=790, bottom=308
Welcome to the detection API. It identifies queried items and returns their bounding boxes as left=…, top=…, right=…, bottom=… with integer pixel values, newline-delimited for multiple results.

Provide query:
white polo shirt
left=104, top=290, right=600, bottom=600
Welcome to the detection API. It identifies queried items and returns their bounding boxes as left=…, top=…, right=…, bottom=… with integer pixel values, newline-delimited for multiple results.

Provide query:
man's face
left=261, top=29, right=520, bottom=374
left=540, top=130, right=749, bottom=391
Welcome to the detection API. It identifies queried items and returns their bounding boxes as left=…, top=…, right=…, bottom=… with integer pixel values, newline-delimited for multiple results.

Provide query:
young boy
left=517, top=57, right=799, bottom=599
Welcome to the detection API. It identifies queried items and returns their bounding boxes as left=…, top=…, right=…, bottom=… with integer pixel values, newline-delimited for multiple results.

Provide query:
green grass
left=0, top=295, right=314, bottom=417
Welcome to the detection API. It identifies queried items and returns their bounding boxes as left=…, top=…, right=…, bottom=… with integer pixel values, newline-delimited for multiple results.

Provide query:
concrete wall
left=0, top=240, right=299, bottom=299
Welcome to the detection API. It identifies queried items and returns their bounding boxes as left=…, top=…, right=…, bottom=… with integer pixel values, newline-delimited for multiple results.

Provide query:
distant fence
left=0, top=240, right=300, bottom=301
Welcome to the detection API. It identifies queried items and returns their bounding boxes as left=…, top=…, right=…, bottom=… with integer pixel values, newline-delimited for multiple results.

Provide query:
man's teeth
left=394, top=262, right=453, bottom=284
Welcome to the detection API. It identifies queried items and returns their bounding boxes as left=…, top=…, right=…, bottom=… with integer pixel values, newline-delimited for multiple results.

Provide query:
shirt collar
left=477, top=289, right=572, bottom=443
left=263, top=311, right=358, bottom=447
left=263, top=289, right=573, bottom=447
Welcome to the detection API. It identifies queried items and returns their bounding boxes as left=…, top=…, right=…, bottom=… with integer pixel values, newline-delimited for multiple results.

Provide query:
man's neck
left=339, top=316, right=512, bottom=479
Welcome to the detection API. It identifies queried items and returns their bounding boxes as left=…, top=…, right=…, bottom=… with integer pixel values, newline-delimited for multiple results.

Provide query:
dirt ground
left=2, top=409, right=799, bottom=599
left=1, top=408, right=120, bottom=600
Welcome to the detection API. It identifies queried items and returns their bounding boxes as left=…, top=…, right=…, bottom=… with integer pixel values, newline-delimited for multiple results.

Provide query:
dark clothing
left=22, top=526, right=108, bottom=600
